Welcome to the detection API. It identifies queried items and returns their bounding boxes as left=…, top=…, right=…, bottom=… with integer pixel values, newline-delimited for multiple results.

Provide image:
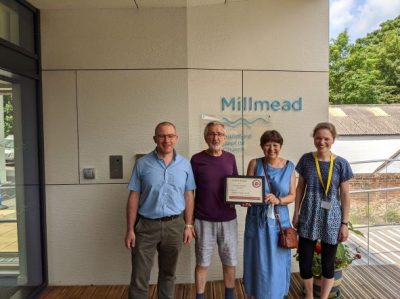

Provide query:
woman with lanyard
left=292, top=122, right=353, bottom=299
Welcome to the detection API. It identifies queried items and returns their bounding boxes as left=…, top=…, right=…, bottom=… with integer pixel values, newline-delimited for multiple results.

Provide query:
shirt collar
left=153, top=148, right=177, bottom=161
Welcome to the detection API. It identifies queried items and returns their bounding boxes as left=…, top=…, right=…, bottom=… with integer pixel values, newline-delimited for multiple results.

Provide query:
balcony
left=36, top=159, right=400, bottom=298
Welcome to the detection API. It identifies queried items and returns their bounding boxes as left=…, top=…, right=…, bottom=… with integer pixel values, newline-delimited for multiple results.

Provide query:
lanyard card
left=314, top=152, right=335, bottom=211
left=321, top=200, right=332, bottom=210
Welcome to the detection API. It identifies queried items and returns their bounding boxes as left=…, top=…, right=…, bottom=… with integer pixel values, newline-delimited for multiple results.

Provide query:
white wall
left=187, top=0, right=328, bottom=71
left=41, top=0, right=328, bottom=285
left=41, top=8, right=187, bottom=69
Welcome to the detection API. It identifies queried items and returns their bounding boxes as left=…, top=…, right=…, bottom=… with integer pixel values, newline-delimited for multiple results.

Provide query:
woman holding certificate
left=292, top=122, right=353, bottom=299
left=243, top=130, right=296, bottom=299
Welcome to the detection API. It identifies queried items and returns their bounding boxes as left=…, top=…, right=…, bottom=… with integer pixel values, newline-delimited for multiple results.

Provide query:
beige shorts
left=194, top=218, right=238, bottom=267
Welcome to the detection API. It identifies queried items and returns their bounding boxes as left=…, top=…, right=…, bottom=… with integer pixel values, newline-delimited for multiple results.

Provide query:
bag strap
left=260, top=158, right=284, bottom=232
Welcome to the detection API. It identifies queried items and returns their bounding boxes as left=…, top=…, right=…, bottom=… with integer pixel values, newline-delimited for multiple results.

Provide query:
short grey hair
left=203, top=121, right=226, bottom=138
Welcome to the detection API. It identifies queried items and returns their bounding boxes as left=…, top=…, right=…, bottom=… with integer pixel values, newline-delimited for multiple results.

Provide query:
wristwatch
left=341, top=221, right=348, bottom=226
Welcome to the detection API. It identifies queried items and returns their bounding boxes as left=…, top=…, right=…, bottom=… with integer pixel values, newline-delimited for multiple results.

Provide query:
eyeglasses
left=156, top=134, right=177, bottom=140
left=207, top=132, right=225, bottom=137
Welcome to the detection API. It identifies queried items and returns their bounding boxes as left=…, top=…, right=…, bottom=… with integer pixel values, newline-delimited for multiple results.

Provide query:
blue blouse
left=295, top=152, right=353, bottom=244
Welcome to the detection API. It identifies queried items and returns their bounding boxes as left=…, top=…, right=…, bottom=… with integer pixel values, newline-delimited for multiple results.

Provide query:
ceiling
left=28, top=0, right=246, bottom=9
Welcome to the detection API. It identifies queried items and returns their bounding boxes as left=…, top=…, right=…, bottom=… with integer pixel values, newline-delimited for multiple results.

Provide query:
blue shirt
left=128, top=149, right=196, bottom=219
left=296, top=152, right=353, bottom=244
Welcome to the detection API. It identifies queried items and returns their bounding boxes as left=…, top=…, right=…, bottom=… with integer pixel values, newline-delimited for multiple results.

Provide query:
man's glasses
left=207, top=132, right=225, bottom=137
left=156, top=134, right=177, bottom=140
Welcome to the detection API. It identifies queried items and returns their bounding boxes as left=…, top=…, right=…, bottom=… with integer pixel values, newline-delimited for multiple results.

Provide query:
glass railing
left=347, top=159, right=400, bottom=266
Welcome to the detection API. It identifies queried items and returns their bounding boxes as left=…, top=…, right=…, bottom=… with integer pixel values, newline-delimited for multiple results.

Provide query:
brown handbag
left=274, top=206, right=298, bottom=249
left=261, top=159, right=298, bottom=249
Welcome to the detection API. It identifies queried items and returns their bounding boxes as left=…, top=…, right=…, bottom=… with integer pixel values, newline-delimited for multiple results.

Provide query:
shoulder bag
left=261, top=159, right=298, bottom=249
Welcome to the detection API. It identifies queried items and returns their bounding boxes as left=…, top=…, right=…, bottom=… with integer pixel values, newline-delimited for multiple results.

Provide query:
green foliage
left=3, top=95, right=13, bottom=137
left=335, top=243, right=354, bottom=270
left=312, top=249, right=322, bottom=276
left=384, top=210, right=400, bottom=224
left=294, top=222, right=365, bottom=277
left=330, top=16, right=400, bottom=104
left=348, top=221, right=364, bottom=237
left=349, top=213, right=359, bottom=226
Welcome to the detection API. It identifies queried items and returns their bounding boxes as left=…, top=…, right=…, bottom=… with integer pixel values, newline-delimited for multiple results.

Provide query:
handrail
left=350, top=186, right=400, bottom=194
left=350, top=158, right=400, bottom=164
left=0, top=186, right=16, bottom=190
left=348, top=183, right=400, bottom=266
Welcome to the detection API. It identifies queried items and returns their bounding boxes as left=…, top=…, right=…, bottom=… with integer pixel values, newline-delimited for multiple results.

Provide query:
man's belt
left=139, top=214, right=180, bottom=222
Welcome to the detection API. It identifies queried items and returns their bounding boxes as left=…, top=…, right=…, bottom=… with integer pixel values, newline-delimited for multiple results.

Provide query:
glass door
left=0, top=74, right=44, bottom=298
left=0, top=80, right=19, bottom=278
left=0, top=0, right=44, bottom=297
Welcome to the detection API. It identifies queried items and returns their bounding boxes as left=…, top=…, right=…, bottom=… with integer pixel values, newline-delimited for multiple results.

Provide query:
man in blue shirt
left=125, top=121, right=196, bottom=299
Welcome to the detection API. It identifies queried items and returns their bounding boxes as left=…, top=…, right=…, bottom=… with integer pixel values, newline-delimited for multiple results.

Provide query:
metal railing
left=349, top=187, right=400, bottom=265
left=348, top=158, right=400, bottom=266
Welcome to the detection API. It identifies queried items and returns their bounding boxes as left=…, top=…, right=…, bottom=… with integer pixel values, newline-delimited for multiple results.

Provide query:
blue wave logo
left=222, top=117, right=270, bottom=128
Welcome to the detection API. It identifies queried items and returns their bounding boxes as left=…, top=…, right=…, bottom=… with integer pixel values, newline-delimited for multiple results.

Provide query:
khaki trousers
left=129, top=215, right=184, bottom=299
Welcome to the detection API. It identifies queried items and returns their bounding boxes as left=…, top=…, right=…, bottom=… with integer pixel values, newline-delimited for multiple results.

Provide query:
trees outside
left=3, top=95, right=13, bottom=137
left=329, top=16, right=400, bottom=104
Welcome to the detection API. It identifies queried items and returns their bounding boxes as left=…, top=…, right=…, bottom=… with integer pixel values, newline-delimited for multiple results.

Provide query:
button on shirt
left=128, top=150, right=196, bottom=219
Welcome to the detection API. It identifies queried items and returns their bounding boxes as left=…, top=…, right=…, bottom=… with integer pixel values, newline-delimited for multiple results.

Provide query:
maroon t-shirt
left=190, top=150, right=238, bottom=221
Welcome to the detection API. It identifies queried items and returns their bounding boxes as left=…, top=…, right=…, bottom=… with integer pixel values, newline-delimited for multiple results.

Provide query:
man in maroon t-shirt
left=191, top=121, right=238, bottom=299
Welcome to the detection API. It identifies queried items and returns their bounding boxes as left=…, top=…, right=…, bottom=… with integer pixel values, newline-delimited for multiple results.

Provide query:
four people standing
left=125, top=121, right=353, bottom=299
left=191, top=121, right=238, bottom=299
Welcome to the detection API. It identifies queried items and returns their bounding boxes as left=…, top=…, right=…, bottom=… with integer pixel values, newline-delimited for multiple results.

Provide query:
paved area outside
left=0, top=202, right=16, bottom=222
left=0, top=221, right=19, bottom=271
left=0, top=222, right=17, bottom=253
left=348, top=225, right=400, bottom=266
left=0, top=191, right=18, bottom=254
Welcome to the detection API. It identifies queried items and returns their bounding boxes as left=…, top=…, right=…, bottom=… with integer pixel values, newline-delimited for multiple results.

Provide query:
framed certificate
left=225, top=176, right=265, bottom=205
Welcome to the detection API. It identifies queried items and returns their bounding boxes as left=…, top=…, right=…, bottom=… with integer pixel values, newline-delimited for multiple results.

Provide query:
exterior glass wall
left=0, top=0, right=45, bottom=298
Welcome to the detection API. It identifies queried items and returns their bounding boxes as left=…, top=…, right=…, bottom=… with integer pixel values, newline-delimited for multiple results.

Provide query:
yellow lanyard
left=313, top=152, right=334, bottom=198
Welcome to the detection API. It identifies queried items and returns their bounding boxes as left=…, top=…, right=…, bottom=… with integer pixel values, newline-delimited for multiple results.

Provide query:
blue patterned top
left=295, top=152, right=353, bottom=245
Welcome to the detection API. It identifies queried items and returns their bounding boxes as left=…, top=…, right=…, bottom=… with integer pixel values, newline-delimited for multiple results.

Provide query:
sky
left=330, top=0, right=400, bottom=42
